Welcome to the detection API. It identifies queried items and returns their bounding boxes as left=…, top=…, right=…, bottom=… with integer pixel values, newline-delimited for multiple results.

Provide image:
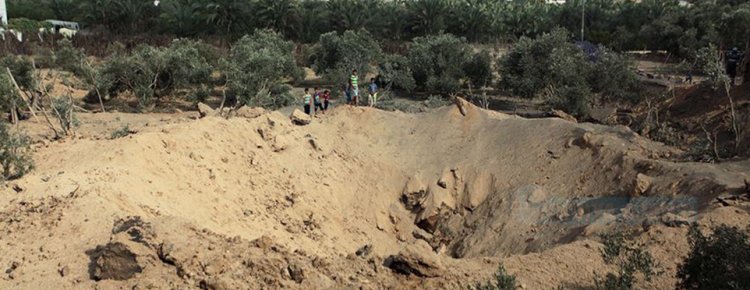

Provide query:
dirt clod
left=87, top=242, right=143, bottom=281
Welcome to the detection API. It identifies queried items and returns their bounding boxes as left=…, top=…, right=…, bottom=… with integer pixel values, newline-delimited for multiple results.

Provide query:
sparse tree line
left=5, top=0, right=750, bottom=56
left=3, top=26, right=647, bottom=117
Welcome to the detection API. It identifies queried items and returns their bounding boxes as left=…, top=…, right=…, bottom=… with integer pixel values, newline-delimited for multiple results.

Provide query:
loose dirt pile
left=1, top=101, right=749, bottom=289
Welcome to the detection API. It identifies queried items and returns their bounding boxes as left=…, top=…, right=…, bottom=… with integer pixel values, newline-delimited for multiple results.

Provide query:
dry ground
left=1, top=99, right=749, bottom=289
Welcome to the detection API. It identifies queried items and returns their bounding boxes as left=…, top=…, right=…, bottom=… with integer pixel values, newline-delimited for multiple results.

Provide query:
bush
left=0, top=122, right=34, bottom=181
left=110, top=124, right=132, bottom=139
left=0, top=71, right=20, bottom=114
left=676, top=224, right=750, bottom=290
left=7, top=18, right=52, bottom=33
left=499, top=28, right=642, bottom=116
left=378, top=54, right=416, bottom=92
left=310, top=30, right=382, bottom=86
left=425, top=95, right=450, bottom=108
left=1, top=55, right=36, bottom=90
left=55, top=39, right=87, bottom=77
left=472, top=264, right=517, bottom=290
left=0, top=56, right=35, bottom=120
left=464, top=50, right=493, bottom=88
left=596, top=231, right=657, bottom=290
left=223, top=29, right=303, bottom=109
left=408, top=34, right=471, bottom=94
left=94, top=39, right=214, bottom=110
left=51, top=96, right=79, bottom=136
left=695, top=44, right=731, bottom=92
left=589, top=46, right=642, bottom=103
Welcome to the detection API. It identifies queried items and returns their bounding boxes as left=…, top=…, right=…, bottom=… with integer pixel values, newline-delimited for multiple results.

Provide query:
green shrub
left=310, top=29, right=382, bottom=86
left=676, top=224, right=750, bottom=290
left=0, top=72, right=20, bottom=114
left=695, top=44, right=731, bottom=92
left=51, top=96, right=79, bottom=136
left=1, top=55, right=36, bottom=90
left=94, top=39, right=214, bottom=110
left=425, top=95, right=450, bottom=108
left=0, top=122, right=34, bottom=181
left=110, top=124, right=132, bottom=139
left=0, top=56, right=34, bottom=119
left=596, top=231, right=657, bottom=290
left=378, top=54, right=416, bottom=92
left=222, top=29, right=302, bottom=109
left=55, top=39, right=87, bottom=76
left=589, top=46, right=642, bottom=103
left=499, top=28, right=642, bottom=116
left=471, top=264, right=517, bottom=290
left=464, top=50, right=493, bottom=88
left=7, top=18, right=52, bottom=33
left=408, top=34, right=471, bottom=94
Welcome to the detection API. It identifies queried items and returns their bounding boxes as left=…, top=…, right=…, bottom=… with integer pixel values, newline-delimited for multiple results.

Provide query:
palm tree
left=451, top=0, right=495, bottom=42
left=198, top=0, right=253, bottom=39
left=327, top=0, right=379, bottom=32
left=405, top=0, right=452, bottom=36
left=49, top=0, right=79, bottom=21
left=256, top=0, right=300, bottom=39
left=373, top=0, right=409, bottom=41
left=297, top=0, right=329, bottom=43
left=157, top=0, right=200, bottom=36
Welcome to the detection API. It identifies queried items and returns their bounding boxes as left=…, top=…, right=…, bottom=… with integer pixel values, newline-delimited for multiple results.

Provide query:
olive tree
left=309, top=29, right=382, bottom=86
left=222, top=29, right=303, bottom=109
left=499, top=28, right=642, bottom=117
left=94, top=39, right=214, bottom=110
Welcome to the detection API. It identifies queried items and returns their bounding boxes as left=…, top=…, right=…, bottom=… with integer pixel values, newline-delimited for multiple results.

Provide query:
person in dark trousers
left=303, top=88, right=312, bottom=115
left=343, top=83, right=352, bottom=105
left=727, top=47, right=743, bottom=86
left=322, top=90, right=331, bottom=112
left=313, top=87, right=324, bottom=114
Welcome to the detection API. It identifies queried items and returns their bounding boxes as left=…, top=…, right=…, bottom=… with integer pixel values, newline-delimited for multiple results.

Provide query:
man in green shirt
left=349, top=69, right=359, bottom=105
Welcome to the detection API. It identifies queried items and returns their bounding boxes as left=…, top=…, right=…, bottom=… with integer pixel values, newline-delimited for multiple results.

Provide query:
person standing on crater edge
left=350, top=69, right=359, bottom=105
left=368, top=78, right=379, bottom=107
left=302, top=88, right=313, bottom=116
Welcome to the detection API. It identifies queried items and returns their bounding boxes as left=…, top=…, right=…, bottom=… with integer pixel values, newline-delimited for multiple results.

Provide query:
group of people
left=302, top=69, right=379, bottom=116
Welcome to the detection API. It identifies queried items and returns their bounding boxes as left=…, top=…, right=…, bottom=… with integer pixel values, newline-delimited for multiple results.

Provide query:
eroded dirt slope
left=1, top=101, right=749, bottom=289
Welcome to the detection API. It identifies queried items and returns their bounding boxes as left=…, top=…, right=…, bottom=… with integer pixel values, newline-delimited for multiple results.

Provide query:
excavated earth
left=1, top=100, right=749, bottom=289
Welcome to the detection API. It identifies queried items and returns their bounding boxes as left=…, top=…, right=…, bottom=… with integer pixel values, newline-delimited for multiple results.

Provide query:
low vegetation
left=223, top=30, right=303, bottom=109
left=0, top=122, right=34, bottom=181
left=109, top=124, right=132, bottom=140
left=310, top=29, right=382, bottom=86
left=676, top=224, right=750, bottom=289
left=596, top=231, right=657, bottom=290
left=94, top=39, right=214, bottom=110
left=499, top=28, right=642, bottom=117
left=471, top=264, right=517, bottom=290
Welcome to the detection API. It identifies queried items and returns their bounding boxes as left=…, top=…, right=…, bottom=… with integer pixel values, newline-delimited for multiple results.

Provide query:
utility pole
left=580, top=0, right=586, bottom=41
left=1, top=0, right=8, bottom=26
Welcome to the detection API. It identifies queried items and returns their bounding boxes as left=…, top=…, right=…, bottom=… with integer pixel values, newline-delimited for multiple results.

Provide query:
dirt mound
left=1, top=101, right=749, bottom=289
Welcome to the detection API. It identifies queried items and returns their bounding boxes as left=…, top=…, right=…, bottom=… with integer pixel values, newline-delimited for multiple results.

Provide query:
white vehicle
left=45, top=20, right=80, bottom=32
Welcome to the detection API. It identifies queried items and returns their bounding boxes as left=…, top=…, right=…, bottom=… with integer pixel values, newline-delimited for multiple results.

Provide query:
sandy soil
left=1, top=100, right=749, bottom=289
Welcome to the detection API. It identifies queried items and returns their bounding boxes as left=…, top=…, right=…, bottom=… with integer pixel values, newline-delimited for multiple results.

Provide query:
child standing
left=350, top=69, right=359, bottom=105
left=313, top=87, right=324, bottom=114
left=303, top=88, right=313, bottom=115
left=323, top=90, right=331, bottom=112
left=368, top=78, right=378, bottom=107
